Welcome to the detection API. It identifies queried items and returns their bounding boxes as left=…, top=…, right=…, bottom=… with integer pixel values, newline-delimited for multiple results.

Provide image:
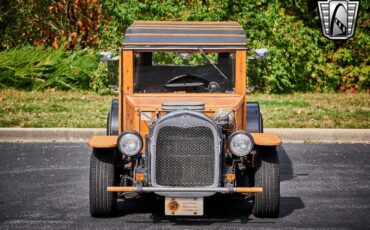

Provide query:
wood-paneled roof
left=123, top=21, right=246, bottom=50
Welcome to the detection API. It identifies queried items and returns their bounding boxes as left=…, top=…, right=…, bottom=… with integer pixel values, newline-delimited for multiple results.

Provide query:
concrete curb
left=265, top=128, right=370, bottom=144
left=0, top=128, right=105, bottom=143
left=0, top=128, right=369, bottom=144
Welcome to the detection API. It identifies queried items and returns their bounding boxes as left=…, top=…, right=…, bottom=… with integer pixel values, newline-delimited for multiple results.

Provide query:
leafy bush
left=0, top=0, right=369, bottom=93
left=0, top=46, right=109, bottom=92
left=0, top=0, right=107, bottom=50
left=100, top=0, right=370, bottom=93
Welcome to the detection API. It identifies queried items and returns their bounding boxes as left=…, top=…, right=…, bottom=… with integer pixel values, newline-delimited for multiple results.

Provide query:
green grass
left=0, top=89, right=369, bottom=128
left=248, top=93, right=370, bottom=128
left=0, top=89, right=113, bottom=128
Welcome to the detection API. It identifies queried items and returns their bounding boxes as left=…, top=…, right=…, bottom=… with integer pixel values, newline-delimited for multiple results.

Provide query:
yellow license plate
left=165, top=197, right=204, bottom=216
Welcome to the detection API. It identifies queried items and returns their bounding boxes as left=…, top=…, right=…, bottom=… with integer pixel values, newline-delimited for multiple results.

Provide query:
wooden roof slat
left=123, top=21, right=246, bottom=49
left=123, top=42, right=246, bottom=46
left=125, top=33, right=245, bottom=37
left=132, top=21, right=240, bottom=25
left=130, top=25, right=242, bottom=28
left=124, top=36, right=245, bottom=44
left=126, top=28, right=245, bottom=34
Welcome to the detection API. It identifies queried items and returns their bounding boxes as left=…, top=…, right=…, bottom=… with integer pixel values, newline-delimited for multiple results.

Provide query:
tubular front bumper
left=107, top=186, right=263, bottom=193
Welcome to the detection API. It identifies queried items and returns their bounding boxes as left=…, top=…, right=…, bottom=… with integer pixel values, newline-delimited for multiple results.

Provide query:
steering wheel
left=164, top=74, right=210, bottom=89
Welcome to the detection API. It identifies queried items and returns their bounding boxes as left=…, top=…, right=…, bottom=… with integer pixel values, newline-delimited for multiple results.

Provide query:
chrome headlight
left=214, top=109, right=234, bottom=127
left=117, top=131, right=143, bottom=156
left=228, top=132, right=254, bottom=157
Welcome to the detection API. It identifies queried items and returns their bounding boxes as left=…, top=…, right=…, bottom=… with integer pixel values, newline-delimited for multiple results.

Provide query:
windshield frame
left=133, top=50, right=236, bottom=94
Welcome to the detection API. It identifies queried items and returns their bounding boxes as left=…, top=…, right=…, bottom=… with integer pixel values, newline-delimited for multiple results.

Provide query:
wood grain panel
left=126, top=94, right=244, bottom=112
left=125, top=33, right=245, bottom=37
left=235, top=50, right=246, bottom=94
left=133, top=21, right=240, bottom=25
left=118, top=49, right=123, bottom=133
left=122, top=50, right=133, bottom=131
left=235, top=50, right=247, bottom=130
left=129, top=26, right=243, bottom=29
left=123, top=42, right=246, bottom=46
left=89, top=136, right=118, bottom=148
left=251, top=133, right=283, bottom=146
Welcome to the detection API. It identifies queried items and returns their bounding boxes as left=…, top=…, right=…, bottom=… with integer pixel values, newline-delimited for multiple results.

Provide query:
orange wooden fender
left=88, top=136, right=118, bottom=148
left=251, top=133, right=282, bottom=146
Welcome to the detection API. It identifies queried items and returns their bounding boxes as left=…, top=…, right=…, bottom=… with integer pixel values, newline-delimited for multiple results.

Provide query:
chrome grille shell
left=148, top=110, right=222, bottom=197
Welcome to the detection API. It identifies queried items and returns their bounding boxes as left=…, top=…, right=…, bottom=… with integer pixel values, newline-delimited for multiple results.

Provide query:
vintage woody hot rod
left=89, top=21, right=282, bottom=218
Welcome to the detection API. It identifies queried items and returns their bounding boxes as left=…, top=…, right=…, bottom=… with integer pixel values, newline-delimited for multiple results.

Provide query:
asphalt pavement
left=0, top=143, right=369, bottom=229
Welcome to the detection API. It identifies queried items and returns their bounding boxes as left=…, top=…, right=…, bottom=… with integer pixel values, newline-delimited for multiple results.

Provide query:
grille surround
left=149, top=110, right=221, bottom=192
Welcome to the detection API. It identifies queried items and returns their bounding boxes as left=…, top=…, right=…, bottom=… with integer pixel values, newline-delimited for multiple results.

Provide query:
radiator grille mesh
left=155, top=126, right=215, bottom=187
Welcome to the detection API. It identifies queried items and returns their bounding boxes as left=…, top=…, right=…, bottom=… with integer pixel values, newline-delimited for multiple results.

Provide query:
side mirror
left=99, top=51, right=119, bottom=94
left=179, top=53, right=191, bottom=59
left=254, top=48, right=268, bottom=59
left=100, top=51, right=112, bottom=62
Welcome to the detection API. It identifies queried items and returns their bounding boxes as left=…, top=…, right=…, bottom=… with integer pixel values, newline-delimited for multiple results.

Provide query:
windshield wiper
left=199, top=48, right=228, bottom=80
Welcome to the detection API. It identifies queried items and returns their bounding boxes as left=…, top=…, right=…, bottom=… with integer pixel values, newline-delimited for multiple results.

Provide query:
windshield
left=134, top=51, right=235, bottom=93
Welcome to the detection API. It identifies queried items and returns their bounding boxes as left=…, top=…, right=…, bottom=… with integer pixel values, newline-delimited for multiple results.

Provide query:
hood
left=126, top=94, right=245, bottom=114
left=123, top=94, right=246, bottom=136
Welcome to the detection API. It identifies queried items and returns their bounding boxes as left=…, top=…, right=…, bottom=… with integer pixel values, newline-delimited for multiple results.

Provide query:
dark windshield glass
left=134, top=52, right=235, bottom=93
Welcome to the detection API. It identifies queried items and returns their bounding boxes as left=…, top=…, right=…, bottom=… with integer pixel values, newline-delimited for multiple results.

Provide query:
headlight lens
left=229, top=132, right=254, bottom=156
left=214, top=109, right=234, bottom=127
left=117, top=131, right=143, bottom=156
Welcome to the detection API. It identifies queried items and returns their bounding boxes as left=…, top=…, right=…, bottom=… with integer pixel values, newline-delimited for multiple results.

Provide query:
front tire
left=89, top=149, right=118, bottom=217
left=253, top=147, right=280, bottom=218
